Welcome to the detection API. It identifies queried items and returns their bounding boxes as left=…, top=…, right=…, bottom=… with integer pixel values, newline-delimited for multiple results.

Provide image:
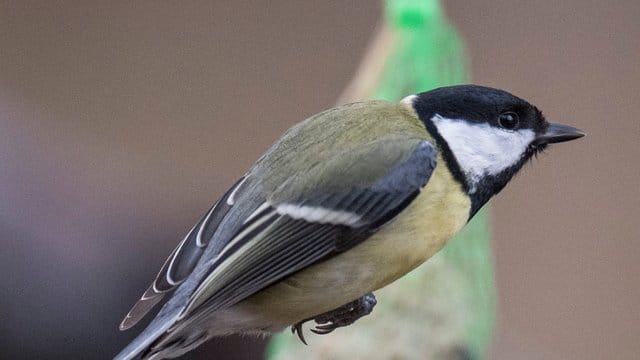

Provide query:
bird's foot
left=291, top=292, right=377, bottom=344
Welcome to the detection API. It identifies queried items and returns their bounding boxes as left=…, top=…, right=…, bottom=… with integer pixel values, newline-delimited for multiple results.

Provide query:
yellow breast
left=363, top=156, right=471, bottom=286
left=233, top=156, right=471, bottom=329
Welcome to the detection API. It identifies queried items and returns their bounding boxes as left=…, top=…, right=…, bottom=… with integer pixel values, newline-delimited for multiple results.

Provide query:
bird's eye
left=498, top=112, right=519, bottom=129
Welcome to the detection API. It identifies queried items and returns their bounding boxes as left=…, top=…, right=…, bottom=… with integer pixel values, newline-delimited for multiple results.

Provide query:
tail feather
left=114, top=310, right=181, bottom=360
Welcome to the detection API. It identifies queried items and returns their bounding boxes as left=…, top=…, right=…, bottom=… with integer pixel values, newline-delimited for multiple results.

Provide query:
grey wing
left=183, top=139, right=437, bottom=316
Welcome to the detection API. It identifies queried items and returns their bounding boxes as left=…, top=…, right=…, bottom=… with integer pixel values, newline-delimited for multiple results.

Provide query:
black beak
left=536, top=123, right=585, bottom=145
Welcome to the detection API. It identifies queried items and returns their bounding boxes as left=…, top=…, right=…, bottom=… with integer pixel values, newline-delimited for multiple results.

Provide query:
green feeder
left=268, top=1, right=495, bottom=358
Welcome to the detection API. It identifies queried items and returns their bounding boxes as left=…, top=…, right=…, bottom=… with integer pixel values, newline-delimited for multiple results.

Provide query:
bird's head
left=405, top=84, right=584, bottom=216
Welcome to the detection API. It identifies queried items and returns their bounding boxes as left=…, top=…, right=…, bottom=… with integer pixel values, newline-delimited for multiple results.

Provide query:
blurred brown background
left=1, top=1, right=638, bottom=359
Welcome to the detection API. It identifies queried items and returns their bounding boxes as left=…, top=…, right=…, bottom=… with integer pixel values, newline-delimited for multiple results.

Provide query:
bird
left=114, top=85, right=584, bottom=359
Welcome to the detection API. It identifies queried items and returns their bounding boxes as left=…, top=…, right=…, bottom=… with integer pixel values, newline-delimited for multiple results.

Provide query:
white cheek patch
left=431, top=114, right=535, bottom=193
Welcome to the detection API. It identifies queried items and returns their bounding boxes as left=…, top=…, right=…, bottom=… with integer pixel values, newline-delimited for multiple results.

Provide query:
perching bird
left=115, top=85, right=584, bottom=359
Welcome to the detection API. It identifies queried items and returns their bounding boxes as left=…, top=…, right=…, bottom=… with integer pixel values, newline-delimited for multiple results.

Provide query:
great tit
left=115, top=85, right=584, bottom=359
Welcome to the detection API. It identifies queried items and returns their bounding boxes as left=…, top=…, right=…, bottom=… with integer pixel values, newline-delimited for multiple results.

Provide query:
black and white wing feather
left=119, top=177, right=248, bottom=330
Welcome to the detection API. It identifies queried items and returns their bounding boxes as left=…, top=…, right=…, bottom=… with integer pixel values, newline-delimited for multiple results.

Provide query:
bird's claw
left=290, top=293, right=377, bottom=344
left=291, top=321, right=308, bottom=345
